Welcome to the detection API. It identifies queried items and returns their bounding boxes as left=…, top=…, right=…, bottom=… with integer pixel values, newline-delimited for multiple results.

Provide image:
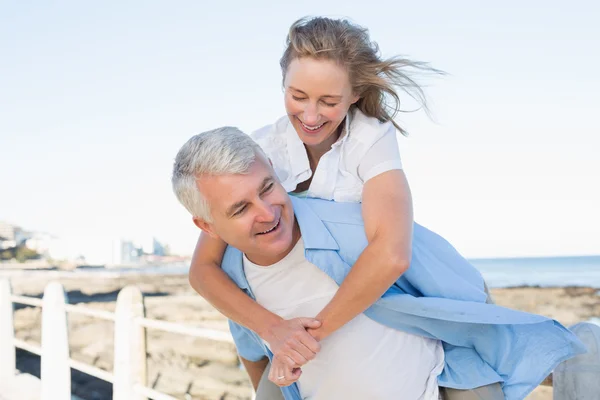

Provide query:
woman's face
left=283, top=57, right=359, bottom=152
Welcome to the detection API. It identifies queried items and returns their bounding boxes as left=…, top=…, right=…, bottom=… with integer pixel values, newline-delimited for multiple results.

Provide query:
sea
left=469, top=255, right=600, bottom=288
left=3, top=255, right=600, bottom=289
left=87, top=255, right=600, bottom=289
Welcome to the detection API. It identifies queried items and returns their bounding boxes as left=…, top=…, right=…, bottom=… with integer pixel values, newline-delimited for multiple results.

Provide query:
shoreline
left=4, top=268, right=600, bottom=290
left=4, top=272, right=599, bottom=399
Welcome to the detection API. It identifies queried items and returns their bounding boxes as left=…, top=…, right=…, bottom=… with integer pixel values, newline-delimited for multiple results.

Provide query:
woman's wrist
left=256, top=313, right=285, bottom=341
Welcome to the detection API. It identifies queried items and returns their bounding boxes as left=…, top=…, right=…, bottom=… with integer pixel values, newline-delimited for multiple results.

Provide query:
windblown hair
left=280, top=16, right=444, bottom=135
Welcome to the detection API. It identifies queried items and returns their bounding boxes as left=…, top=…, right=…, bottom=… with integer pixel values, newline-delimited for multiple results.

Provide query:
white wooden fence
left=0, top=278, right=235, bottom=400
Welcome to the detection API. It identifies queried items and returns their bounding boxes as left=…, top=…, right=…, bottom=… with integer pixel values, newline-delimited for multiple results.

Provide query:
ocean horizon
left=85, top=254, right=600, bottom=289
left=3, top=255, right=600, bottom=289
left=469, top=254, right=600, bottom=288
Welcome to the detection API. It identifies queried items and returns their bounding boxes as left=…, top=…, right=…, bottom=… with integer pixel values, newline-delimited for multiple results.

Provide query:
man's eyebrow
left=288, top=86, right=342, bottom=99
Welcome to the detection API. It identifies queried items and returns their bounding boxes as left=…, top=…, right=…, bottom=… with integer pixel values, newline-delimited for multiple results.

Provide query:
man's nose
left=255, top=201, right=275, bottom=222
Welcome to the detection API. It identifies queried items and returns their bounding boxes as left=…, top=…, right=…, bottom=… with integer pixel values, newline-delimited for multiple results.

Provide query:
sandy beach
left=4, top=271, right=599, bottom=400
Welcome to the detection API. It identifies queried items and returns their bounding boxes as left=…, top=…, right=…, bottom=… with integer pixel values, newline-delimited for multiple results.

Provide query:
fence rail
left=0, top=278, right=235, bottom=400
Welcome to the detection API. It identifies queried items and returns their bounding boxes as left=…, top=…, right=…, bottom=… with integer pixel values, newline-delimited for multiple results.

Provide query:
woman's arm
left=190, top=232, right=322, bottom=363
left=310, top=169, right=413, bottom=339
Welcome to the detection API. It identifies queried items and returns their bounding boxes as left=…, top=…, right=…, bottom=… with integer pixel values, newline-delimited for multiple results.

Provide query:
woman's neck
left=304, top=120, right=345, bottom=171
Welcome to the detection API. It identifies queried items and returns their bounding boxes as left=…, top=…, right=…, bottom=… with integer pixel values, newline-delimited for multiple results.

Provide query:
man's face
left=194, top=156, right=298, bottom=266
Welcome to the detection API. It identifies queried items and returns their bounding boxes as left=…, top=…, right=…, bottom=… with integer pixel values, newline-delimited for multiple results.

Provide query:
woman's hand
left=262, top=317, right=322, bottom=368
left=267, top=320, right=323, bottom=386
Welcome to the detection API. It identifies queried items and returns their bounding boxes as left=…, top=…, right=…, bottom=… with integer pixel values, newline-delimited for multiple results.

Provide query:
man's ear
left=192, top=217, right=219, bottom=239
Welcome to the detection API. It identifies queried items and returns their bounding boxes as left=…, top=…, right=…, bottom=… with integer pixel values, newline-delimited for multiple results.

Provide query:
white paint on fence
left=113, top=286, right=148, bottom=400
left=0, top=279, right=15, bottom=382
left=0, top=278, right=236, bottom=400
left=41, top=282, right=71, bottom=400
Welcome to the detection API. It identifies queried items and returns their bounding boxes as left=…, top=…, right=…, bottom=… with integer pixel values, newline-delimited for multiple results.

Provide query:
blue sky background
left=1, top=1, right=598, bottom=263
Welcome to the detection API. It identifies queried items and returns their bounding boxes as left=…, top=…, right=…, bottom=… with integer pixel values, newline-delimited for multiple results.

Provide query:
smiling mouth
left=257, top=218, right=280, bottom=235
left=299, top=119, right=327, bottom=132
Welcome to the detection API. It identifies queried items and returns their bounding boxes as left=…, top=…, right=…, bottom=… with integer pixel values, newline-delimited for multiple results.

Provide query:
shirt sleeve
left=357, top=124, right=403, bottom=183
left=227, top=320, right=267, bottom=362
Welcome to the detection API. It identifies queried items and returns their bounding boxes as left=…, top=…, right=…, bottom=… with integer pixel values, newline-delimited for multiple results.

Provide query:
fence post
left=113, top=285, right=147, bottom=400
left=41, top=281, right=71, bottom=400
left=0, top=278, right=16, bottom=382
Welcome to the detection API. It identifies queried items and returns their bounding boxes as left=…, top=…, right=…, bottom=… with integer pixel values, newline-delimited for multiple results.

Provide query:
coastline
left=4, top=271, right=599, bottom=399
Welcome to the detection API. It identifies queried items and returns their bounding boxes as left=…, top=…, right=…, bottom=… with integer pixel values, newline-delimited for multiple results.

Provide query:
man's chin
left=260, top=235, right=294, bottom=255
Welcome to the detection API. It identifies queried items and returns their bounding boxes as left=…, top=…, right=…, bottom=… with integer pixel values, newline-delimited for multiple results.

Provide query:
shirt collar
left=290, top=196, right=339, bottom=251
left=330, top=109, right=352, bottom=149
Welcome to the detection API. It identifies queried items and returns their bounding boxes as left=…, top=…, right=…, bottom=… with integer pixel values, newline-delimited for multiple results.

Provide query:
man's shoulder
left=221, top=246, right=245, bottom=286
left=297, top=197, right=364, bottom=226
left=294, top=197, right=369, bottom=261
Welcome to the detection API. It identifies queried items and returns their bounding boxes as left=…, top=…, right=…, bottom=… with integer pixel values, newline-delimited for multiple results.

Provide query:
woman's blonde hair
left=280, top=16, right=444, bottom=136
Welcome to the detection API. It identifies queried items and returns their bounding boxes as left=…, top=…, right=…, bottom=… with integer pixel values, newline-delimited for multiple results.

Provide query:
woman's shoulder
left=339, top=108, right=402, bottom=183
left=250, top=115, right=290, bottom=145
left=249, top=115, right=299, bottom=190
left=347, top=108, right=396, bottom=145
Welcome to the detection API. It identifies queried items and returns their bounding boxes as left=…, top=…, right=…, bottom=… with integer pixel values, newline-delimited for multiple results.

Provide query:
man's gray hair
left=172, top=127, right=268, bottom=222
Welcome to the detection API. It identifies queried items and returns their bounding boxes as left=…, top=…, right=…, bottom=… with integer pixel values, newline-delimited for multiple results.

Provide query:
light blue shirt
left=223, top=197, right=586, bottom=400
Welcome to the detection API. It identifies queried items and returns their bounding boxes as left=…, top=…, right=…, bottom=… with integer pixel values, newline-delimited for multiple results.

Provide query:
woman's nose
left=302, top=103, right=321, bottom=125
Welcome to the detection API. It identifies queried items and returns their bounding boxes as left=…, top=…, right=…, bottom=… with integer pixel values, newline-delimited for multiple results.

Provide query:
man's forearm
left=191, top=263, right=282, bottom=336
left=240, top=356, right=269, bottom=391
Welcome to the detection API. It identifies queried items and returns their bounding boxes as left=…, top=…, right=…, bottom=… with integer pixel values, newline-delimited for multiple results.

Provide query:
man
left=172, top=127, right=585, bottom=400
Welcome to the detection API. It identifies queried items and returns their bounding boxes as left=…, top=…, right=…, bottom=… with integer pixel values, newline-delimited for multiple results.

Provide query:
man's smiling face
left=194, top=155, right=299, bottom=266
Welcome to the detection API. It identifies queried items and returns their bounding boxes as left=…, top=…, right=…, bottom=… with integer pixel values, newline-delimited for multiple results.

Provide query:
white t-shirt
left=251, top=108, right=403, bottom=202
left=243, top=238, right=444, bottom=400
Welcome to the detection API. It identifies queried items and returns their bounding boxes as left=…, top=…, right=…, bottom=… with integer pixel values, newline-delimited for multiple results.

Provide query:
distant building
left=152, top=237, right=167, bottom=256
left=0, top=221, right=17, bottom=249
left=0, top=222, right=31, bottom=251
left=0, top=221, right=20, bottom=242
left=110, top=236, right=172, bottom=265
left=24, top=232, right=61, bottom=256
left=119, top=240, right=141, bottom=264
left=0, top=239, right=16, bottom=250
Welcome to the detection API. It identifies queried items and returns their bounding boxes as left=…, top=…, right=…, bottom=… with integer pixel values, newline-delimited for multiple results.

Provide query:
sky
left=1, top=1, right=599, bottom=263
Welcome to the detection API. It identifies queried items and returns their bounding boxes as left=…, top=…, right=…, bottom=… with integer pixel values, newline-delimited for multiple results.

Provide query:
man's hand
left=268, top=356, right=302, bottom=387
left=261, top=317, right=322, bottom=368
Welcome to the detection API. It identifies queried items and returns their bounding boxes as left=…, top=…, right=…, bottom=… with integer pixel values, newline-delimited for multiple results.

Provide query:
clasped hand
left=263, top=317, right=322, bottom=387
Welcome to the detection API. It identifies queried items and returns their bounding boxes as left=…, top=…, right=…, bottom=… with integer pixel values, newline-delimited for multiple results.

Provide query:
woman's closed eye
left=292, top=95, right=337, bottom=108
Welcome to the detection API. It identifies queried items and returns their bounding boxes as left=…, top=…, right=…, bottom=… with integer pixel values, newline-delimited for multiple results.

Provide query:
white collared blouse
left=250, top=108, right=403, bottom=202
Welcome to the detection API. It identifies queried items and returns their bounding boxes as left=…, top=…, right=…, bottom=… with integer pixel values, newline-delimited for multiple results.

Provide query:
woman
left=190, top=16, right=500, bottom=398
